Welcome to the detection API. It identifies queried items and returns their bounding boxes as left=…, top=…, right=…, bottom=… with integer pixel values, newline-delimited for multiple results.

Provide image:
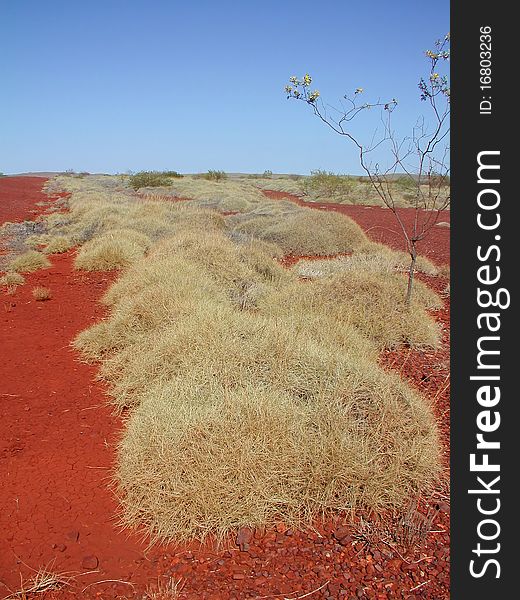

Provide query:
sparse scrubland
left=13, top=173, right=443, bottom=543
left=244, top=172, right=450, bottom=207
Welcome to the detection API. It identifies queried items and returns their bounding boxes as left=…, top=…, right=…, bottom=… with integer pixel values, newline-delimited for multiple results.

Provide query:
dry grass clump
left=234, top=237, right=284, bottom=259
left=43, top=235, right=74, bottom=254
left=233, top=208, right=369, bottom=256
left=293, top=243, right=438, bottom=278
left=168, top=204, right=227, bottom=230
left=144, top=578, right=183, bottom=600
left=75, top=234, right=293, bottom=362
left=25, top=233, right=50, bottom=249
left=57, top=173, right=441, bottom=544
left=74, top=260, right=228, bottom=361
left=32, top=286, right=52, bottom=301
left=159, top=176, right=266, bottom=212
left=42, top=212, right=71, bottom=229
left=244, top=175, right=305, bottom=195
left=8, top=251, right=51, bottom=273
left=4, top=565, right=70, bottom=599
left=148, top=229, right=293, bottom=300
left=97, top=306, right=376, bottom=412
left=117, top=375, right=439, bottom=542
left=0, top=272, right=25, bottom=289
left=359, top=243, right=438, bottom=275
left=259, top=270, right=441, bottom=350
left=74, top=229, right=151, bottom=271
left=314, top=271, right=441, bottom=348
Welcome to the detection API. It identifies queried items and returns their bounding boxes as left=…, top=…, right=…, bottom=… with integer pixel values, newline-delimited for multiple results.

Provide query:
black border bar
left=451, top=3, right=513, bottom=597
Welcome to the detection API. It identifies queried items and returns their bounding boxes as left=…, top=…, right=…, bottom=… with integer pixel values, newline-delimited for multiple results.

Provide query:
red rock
left=81, top=555, right=99, bottom=569
left=235, top=527, right=253, bottom=552
left=328, top=583, right=341, bottom=596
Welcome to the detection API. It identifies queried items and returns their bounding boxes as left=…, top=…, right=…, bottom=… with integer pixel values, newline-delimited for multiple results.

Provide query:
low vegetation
left=74, top=229, right=151, bottom=271
left=202, top=169, right=227, bottom=181
left=230, top=206, right=369, bottom=256
left=301, top=169, right=354, bottom=201
left=129, top=170, right=183, bottom=190
left=32, top=173, right=443, bottom=544
left=8, top=250, right=51, bottom=273
left=0, top=271, right=25, bottom=291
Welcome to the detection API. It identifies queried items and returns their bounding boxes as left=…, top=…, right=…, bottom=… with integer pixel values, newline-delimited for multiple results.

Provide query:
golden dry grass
left=259, top=270, right=441, bottom=350
left=117, top=376, right=438, bottom=542
left=0, top=272, right=25, bottom=289
left=8, top=251, right=51, bottom=273
left=143, top=176, right=266, bottom=213
left=32, top=286, right=52, bottom=301
left=144, top=578, right=183, bottom=600
left=292, top=243, right=438, bottom=278
left=48, top=173, right=443, bottom=544
left=42, top=235, right=74, bottom=254
left=74, top=229, right=151, bottom=271
left=25, top=234, right=74, bottom=254
left=233, top=207, right=369, bottom=256
left=96, top=304, right=376, bottom=412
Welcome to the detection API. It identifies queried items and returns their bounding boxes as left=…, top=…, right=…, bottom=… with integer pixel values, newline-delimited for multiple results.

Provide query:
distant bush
left=245, top=170, right=273, bottom=179
left=302, top=169, right=354, bottom=200
left=129, top=171, right=183, bottom=190
left=203, top=170, right=227, bottom=182
left=162, top=170, right=183, bottom=178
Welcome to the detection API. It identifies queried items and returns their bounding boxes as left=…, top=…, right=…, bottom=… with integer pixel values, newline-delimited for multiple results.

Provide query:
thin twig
left=410, top=579, right=431, bottom=592
left=81, top=579, right=135, bottom=593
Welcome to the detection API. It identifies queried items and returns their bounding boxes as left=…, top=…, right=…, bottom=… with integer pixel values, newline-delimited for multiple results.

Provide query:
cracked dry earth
left=0, top=178, right=450, bottom=599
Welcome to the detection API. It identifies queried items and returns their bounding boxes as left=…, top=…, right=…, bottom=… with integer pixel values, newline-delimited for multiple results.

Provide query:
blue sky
left=1, top=0, right=449, bottom=175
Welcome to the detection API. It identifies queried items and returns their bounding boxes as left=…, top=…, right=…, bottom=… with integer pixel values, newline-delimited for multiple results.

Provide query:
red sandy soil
left=0, top=177, right=49, bottom=223
left=0, top=178, right=449, bottom=599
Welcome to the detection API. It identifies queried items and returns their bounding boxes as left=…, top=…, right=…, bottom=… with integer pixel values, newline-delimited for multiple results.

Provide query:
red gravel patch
left=0, top=179, right=450, bottom=599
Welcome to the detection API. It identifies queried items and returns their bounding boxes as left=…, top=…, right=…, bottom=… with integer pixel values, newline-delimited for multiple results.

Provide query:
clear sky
left=1, top=0, right=449, bottom=175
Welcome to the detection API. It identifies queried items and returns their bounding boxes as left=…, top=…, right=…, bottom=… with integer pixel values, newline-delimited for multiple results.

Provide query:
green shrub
left=302, top=169, right=354, bottom=200
left=162, top=170, right=183, bottom=178
left=204, top=170, right=227, bottom=182
left=129, top=171, right=181, bottom=190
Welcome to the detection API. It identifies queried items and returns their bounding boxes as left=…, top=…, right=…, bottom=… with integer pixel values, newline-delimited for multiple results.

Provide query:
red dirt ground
left=0, top=179, right=450, bottom=599
left=0, top=177, right=50, bottom=223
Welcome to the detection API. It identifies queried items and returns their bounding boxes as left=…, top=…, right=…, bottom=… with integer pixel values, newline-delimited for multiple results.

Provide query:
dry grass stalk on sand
left=144, top=578, right=183, bottom=600
left=4, top=567, right=70, bottom=599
